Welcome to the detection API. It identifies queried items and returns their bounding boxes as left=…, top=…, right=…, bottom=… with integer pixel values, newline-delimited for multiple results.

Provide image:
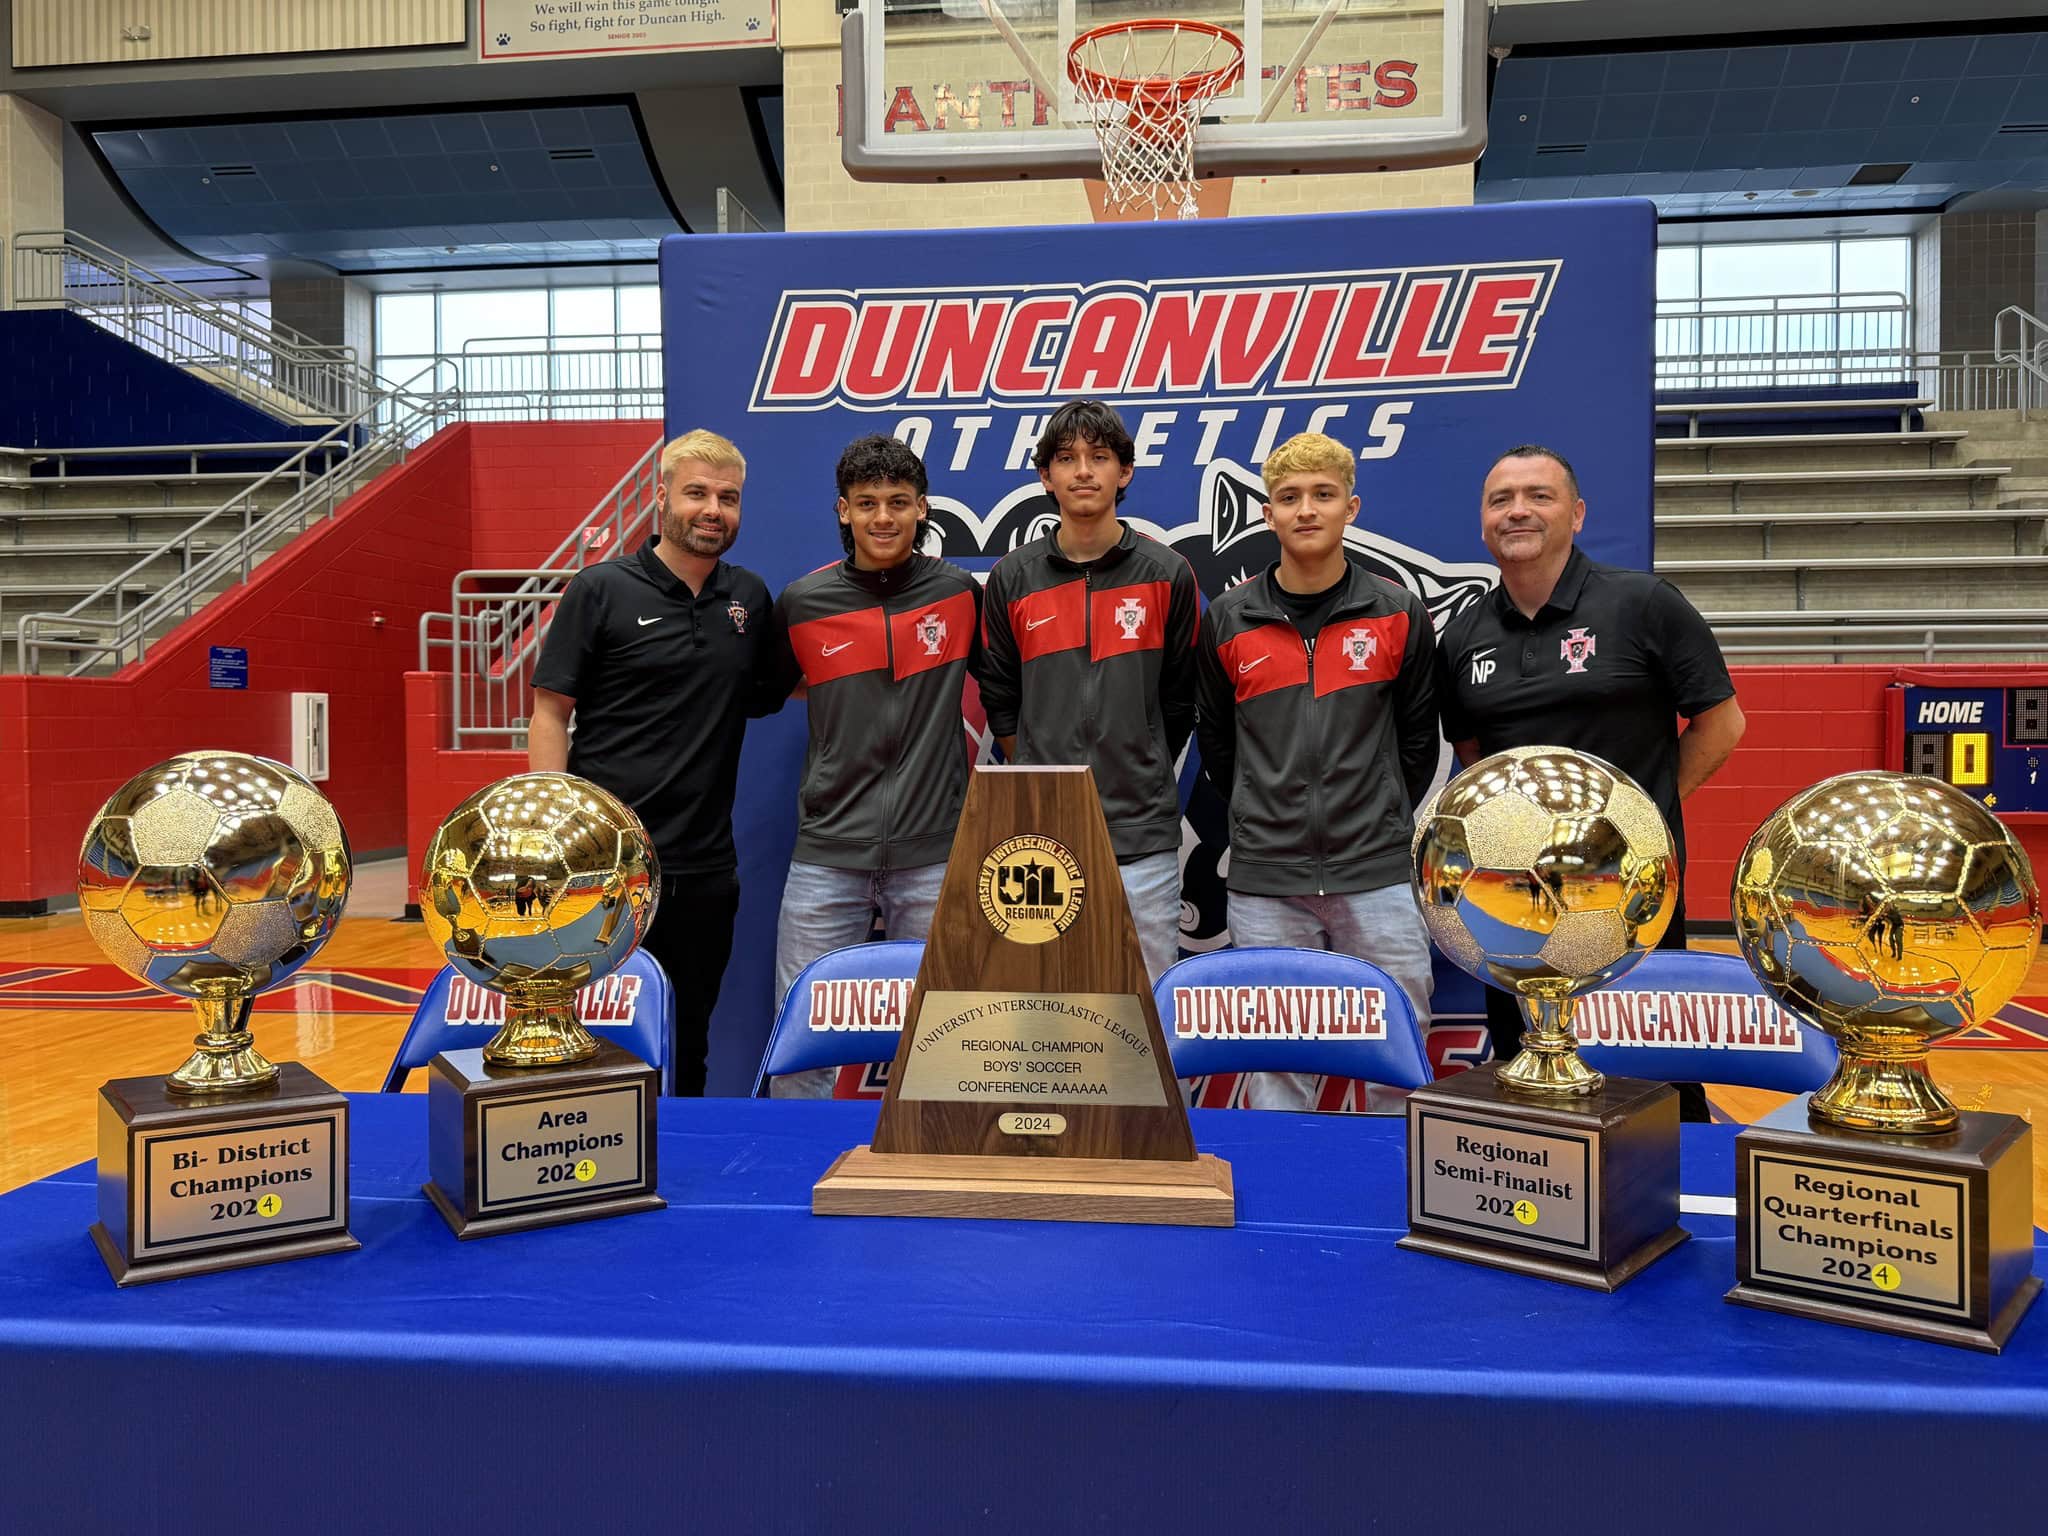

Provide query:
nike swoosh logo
left=637, top=616, right=662, bottom=627
left=1471, top=646, right=1494, bottom=660
left=1025, top=616, right=1056, bottom=631
left=1237, top=656, right=1270, bottom=674
left=821, top=642, right=854, bottom=656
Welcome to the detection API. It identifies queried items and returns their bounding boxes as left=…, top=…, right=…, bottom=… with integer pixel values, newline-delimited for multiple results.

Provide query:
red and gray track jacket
left=771, top=553, right=984, bottom=871
left=1195, top=563, right=1438, bottom=896
left=980, top=524, right=1199, bottom=862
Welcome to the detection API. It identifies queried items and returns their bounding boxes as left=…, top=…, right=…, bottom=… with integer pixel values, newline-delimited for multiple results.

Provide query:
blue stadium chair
left=1154, top=947, right=1434, bottom=1091
left=381, top=949, right=676, bottom=1093
left=1574, top=949, right=1837, bottom=1093
left=753, top=940, right=923, bottom=1096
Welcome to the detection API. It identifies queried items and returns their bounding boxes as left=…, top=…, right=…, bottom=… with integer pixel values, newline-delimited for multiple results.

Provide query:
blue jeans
left=771, top=860, right=947, bottom=1099
left=1119, top=850, right=1183, bottom=986
left=1224, top=884, right=1435, bottom=1111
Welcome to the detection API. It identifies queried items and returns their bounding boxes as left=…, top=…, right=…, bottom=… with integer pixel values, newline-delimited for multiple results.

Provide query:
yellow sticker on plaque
left=1512, top=1199, right=1538, bottom=1226
left=1873, top=1263, right=1902, bottom=1292
left=894, top=991, right=1168, bottom=1106
left=255, top=1193, right=282, bottom=1218
left=977, top=836, right=1086, bottom=944
left=573, top=1159, right=597, bottom=1182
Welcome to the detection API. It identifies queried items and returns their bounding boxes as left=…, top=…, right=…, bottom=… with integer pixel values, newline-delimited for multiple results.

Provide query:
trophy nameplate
left=1727, top=1097, right=2040, bottom=1353
left=91, top=1062, right=357, bottom=1286
left=424, top=1040, right=665, bottom=1239
left=1400, top=1064, right=1686, bottom=1290
left=814, top=765, right=1234, bottom=1226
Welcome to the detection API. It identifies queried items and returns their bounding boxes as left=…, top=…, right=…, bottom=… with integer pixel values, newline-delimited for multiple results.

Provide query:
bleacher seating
left=0, top=445, right=347, bottom=673
left=1650, top=402, right=2048, bottom=661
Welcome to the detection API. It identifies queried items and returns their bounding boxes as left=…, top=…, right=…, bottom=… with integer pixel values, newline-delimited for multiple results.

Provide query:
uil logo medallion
left=1561, top=627, right=1597, bottom=674
left=978, top=835, right=1087, bottom=945
left=1113, top=597, right=1146, bottom=640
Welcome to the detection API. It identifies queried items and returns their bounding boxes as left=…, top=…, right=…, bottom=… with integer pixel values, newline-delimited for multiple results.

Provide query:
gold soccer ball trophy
left=1413, top=746, right=1677, bottom=1094
left=420, top=772, right=659, bottom=1067
left=77, top=751, right=353, bottom=1093
left=1732, top=772, right=2040, bottom=1134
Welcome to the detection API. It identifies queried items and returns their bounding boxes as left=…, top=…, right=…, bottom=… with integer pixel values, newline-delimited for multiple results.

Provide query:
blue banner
left=662, top=199, right=1654, bottom=1092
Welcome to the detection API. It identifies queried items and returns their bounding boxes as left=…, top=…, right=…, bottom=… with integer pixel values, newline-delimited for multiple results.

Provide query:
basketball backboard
left=840, top=0, right=1486, bottom=183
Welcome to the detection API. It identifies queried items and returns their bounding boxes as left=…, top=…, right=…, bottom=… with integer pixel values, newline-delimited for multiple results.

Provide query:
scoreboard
left=1893, top=682, right=2048, bottom=815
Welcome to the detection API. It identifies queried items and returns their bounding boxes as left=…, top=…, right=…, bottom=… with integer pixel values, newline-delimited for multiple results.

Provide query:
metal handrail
left=8, top=229, right=379, bottom=420
left=1992, top=304, right=2048, bottom=420
left=14, top=363, right=453, bottom=675
left=380, top=345, right=663, bottom=422
left=419, top=437, right=663, bottom=746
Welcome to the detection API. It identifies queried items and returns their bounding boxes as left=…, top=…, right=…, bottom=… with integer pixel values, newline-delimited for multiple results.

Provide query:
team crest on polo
left=1561, top=626, right=1597, bottom=673
left=727, top=602, right=749, bottom=634
left=916, top=612, right=947, bottom=656
left=1343, top=628, right=1379, bottom=671
left=1114, top=597, right=1146, bottom=639
left=978, top=835, right=1086, bottom=945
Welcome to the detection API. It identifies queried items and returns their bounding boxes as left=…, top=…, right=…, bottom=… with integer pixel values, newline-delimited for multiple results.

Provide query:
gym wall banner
left=663, top=199, right=1654, bottom=1094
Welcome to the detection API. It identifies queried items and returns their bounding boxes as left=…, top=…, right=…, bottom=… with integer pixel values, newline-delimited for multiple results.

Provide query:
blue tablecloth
left=0, top=1098, right=2042, bottom=1534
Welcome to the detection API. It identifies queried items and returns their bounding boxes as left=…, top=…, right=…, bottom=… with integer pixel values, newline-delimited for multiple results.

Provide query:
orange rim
left=1065, top=18, right=1246, bottom=107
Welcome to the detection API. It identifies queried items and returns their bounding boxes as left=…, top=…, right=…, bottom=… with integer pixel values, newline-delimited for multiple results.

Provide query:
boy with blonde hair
left=1193, top=432, right=1439, bottom=1109
left=532, top=426, right=780, bottom=1094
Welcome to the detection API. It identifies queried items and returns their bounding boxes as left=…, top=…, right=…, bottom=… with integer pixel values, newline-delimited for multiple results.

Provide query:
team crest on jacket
left=727, top=602, right=749, bottom=634
left=1114, top=597, right=1146, bottom=639
left=915, top=612, right=947, bottom=656
left=1561, top=626, right=1597, bottom=674
left=1342, top=628, right=1379, bottom=671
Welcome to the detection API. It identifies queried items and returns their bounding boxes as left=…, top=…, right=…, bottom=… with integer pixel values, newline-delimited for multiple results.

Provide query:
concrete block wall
left=780, top=0, right=1471, bottom=233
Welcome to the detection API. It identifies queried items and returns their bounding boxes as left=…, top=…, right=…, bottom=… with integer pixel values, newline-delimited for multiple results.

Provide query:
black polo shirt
left=1433, top=545, right=1734, bottom=863
left=532, top=536, right=775, bottom=874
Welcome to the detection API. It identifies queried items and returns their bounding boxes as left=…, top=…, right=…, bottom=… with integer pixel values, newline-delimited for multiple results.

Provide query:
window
left=1655, top=236, right=1912, bottom=390
left=373, top=283, right=663, bottom=419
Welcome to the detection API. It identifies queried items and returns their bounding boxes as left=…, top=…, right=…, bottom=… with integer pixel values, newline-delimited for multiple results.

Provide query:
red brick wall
left=1685, top=664, right=2048, bottom=924
left=404, top=670, right=526, bottom=905
left=0, top=421, right=651, bottom=908
left=466, top=422, right=659, bottom=568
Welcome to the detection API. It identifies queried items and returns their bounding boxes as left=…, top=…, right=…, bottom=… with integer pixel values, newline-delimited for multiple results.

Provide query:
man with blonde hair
left=531, top=427, right=779, bottom=1094
left=1194, top=431, right=1439, bottom=1109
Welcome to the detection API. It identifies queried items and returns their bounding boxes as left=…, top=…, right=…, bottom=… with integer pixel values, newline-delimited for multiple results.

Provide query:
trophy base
left=423, top=1040, right=665, bottom=1240
left=1398, top=1222, right=1687, bottom=1293
left=89, top=1221, right=359, bottom=1288
left=1401, top=1064, right=1687, bottom=1290
left=421, top=1178, right=665, bottom=1240
left=92, top=1062, right=356, bottom=1286
left=1727, top=1098, right=2040, bottom=1354
left=814, top=1145, right=1235, bottom=1227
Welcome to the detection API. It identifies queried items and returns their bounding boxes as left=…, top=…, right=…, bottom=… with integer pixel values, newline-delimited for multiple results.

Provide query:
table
left=1, top=1098, right=2043, bottom=1534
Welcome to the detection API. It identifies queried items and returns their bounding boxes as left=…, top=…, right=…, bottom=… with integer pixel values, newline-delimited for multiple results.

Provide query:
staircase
left=7, top=229, right=377, bottom=423
left=5, top=395, right=438, bottom=676
left=1652, top=403, right=2048, bottom=663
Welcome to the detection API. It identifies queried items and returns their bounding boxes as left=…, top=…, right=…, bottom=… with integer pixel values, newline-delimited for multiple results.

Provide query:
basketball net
left=1068, top=21, right=1245, bottom=222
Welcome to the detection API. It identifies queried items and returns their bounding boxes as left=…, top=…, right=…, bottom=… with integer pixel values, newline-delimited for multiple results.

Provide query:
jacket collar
left=1237, top=560, right=1389, bottom=624
left=1046, top=521, right=1136, bottom=572
left=839, top=552, right=925, bottom=597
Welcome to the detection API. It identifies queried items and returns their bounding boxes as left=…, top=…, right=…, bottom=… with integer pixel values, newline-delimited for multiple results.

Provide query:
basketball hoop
left=1066, top=19, right=1245, bottom=222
